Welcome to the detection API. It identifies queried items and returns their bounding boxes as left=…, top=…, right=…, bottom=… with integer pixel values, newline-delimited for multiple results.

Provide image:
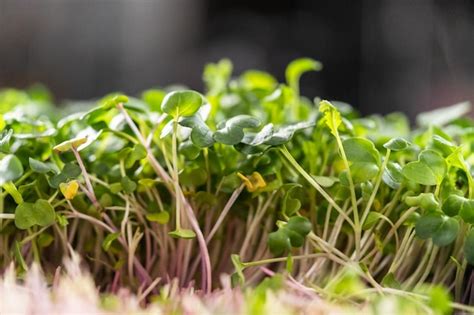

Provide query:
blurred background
left=0, top=0, right=473, bottom=117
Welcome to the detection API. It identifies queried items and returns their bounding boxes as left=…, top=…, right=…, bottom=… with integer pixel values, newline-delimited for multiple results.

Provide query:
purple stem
left=71, top=147, right=100, bottom=208
left=118, top=103, right=212, bottom=293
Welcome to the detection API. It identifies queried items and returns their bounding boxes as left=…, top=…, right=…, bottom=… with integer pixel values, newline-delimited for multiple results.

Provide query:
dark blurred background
left=0, top=0, right=473, bottom=117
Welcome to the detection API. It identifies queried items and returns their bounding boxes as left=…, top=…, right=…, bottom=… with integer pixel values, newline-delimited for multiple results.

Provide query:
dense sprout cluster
left=0, top=59, right=473, bottom=313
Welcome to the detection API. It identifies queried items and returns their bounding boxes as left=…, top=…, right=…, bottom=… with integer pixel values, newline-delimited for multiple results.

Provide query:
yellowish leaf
left=60, top=180, right=79, bottom=200
left=319, top=100, right=341, bottom=137
left=237, top=172, right=267, bottom=192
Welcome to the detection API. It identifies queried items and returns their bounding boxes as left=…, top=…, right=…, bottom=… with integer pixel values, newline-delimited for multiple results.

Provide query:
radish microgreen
left=0, top=59, right=473, bottom=313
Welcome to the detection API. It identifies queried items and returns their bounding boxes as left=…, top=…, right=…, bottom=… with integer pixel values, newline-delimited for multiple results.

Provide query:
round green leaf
left=286, top=229, right=305, bottom=247
left=415, top=213, right=444, bottom=240
left=343, top=137, right=380, bottom=165
left=179, top=115, right=214, bottom=147
left=432, top=217, right=459, bottom=246
left=268, top=230, right=291, bottom=256
left=29, top=158, right=58, bottom=174
left=415, top=213, right=459, bottom=246
left=161, top=90, right=204, bottom=118
left=442, top=194, right=470, bottom=217
left=15, top=199, right=55, bottom=230
left=402, top=162, right=437, bottom=186
left=402, top=150, right=446, bottom=186
left=286, top=216, right=312, bottom=236
left=459, top=198, right=474, bottom=223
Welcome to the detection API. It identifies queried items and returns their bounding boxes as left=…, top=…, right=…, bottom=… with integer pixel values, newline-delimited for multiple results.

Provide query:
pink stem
left=71, top=147, right=100, bottom=208
left=118, top=103, right=212, bottom=293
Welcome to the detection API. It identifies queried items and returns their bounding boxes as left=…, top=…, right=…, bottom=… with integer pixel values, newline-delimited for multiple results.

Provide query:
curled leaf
left=237, top=172, right=266, bottom=192
left=319, top=100, right=342, bottom=137
left=214, top=115, right=261, bottom=145
left=405, top=193, right=440, bottom=212
left=179, top=115, right=214, bottom=147
left=383, top=137, right=411, bottom=151
left=53, top=136, right=88, bottom=153
left=286, top=58, right=322, bottom=90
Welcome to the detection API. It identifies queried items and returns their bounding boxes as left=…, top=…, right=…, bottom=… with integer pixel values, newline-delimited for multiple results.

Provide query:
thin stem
left=279, top=146, right=354, bottom=228
left=171, top=119, right=182, bottom=231
left=118, top=103, right=212, bottom=293
left=117, top=103, right=172, bottom=185
left=333, top=135, right=360, bottom=258
left=206, top=184, right=244, bottom=243
left=0, top=213, right=14, bottom=219
left=360, top=149, right=391, bottom=224
left=204, top=148, right=211, bottom=193
left=243, top=253, right=328, bottom=267
left=71, top=147, right=99, bottom=208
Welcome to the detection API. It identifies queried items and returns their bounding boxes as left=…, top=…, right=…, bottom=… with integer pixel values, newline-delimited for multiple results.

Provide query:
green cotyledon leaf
left=382, top=161, right=403, bottom=189
left=268, top=229, right=292, bottom=256
left=240, top=121, right=315, bottom=148
left=213, top=115, right=261, bottom=145
left=161, top=90, right=204, bottom=118
left=268, top=216, right=312, bottom=255
left=402, top=149, right=447, bottom=186
left=383, top=137, right=411, bottom=151
left=415, top=212, right=459, bottom=246
left=29, top=158, right=58, bottom=174
left=53, top=136, right=87, bottom=153
left=15, top=199, right=55, bottom=230
left=179, top=115, right=215, bottom=147
left=342, top=137, right=380, bottom=183
left=281, top=184, right=302, bottom=217
left=441, top=194, right=474, bottom=223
